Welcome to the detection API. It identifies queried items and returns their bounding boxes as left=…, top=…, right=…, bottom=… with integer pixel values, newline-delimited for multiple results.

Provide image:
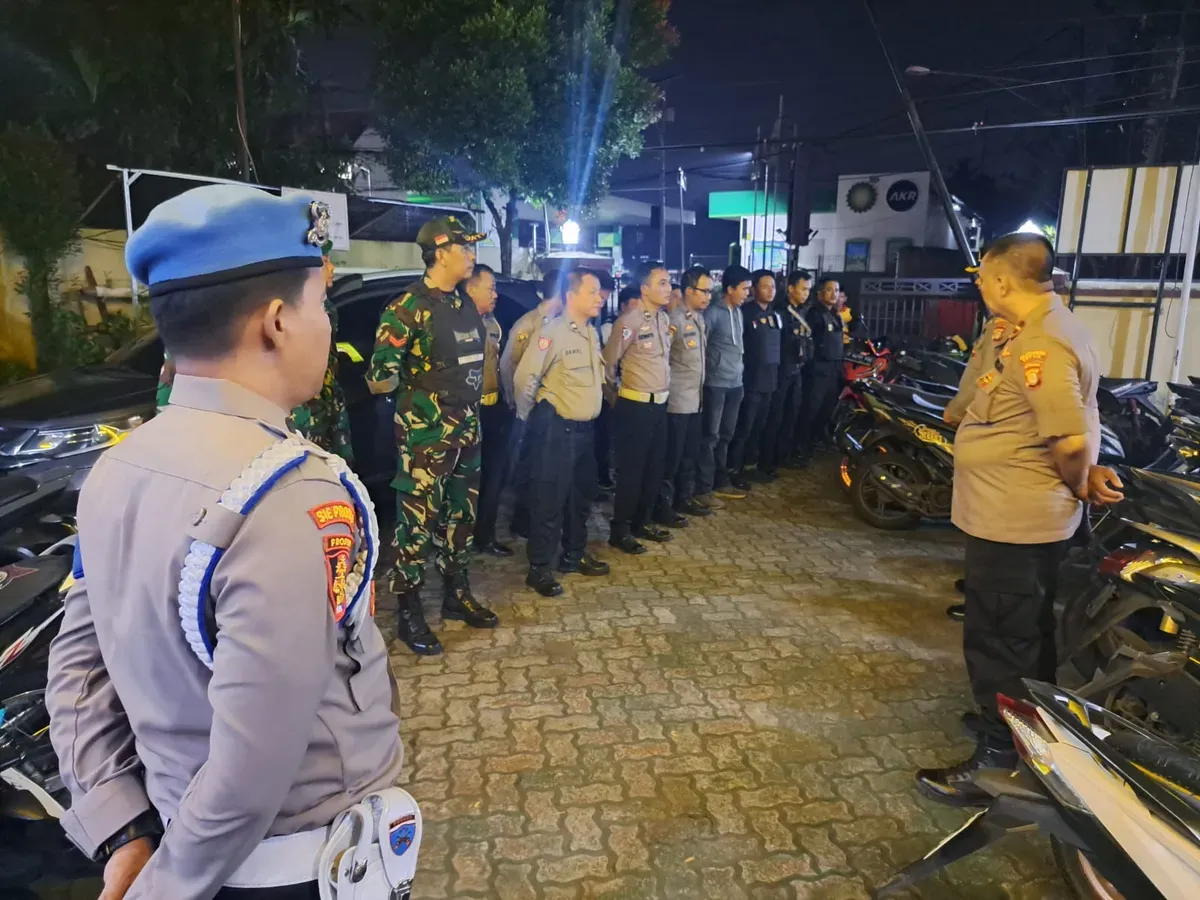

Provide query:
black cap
left=416, top=215, right=486, bottom=252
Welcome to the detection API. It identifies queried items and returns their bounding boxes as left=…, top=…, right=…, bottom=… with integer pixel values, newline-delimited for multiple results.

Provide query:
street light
left=904, top=65, right=1052, bottom=115
left=560, top=219, right=580, bottom=246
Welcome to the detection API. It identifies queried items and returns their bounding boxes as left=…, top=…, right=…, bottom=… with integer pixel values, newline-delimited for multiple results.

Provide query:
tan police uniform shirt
left=482, top=312, right=502, bottom=396
left=952, top=297, right=1100, bottom=545
left=666, top=305, right=707, bottom=415
left=500, top=300, right=557, bottom=412
left=46, top=376, right=403, bottom=899
left=514, top=315, right=604, bottom=422
left=945, top=317, right=1011, bottom=425
left=602, top=299, right=671, bottom=394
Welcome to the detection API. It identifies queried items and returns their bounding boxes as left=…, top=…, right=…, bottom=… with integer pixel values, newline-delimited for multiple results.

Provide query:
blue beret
left=126, top=184, right=328, bottom=297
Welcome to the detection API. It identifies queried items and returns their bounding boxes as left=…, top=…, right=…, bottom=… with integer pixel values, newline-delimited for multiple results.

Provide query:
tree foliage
left=369, top=0, right=677, bottom=271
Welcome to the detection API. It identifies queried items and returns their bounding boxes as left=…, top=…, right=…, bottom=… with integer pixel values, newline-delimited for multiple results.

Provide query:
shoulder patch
left=323, top=533, right=354, bottom=622
left=516, top=331, right=530, bottom=343
left=992, top=323, right=1006, bottom=342
left=977, top=371, right=996, bottom=389
left=309, top=501, right=356, bottom=530
left=668, top=324, right=678, bottom=337
left=622, top=327, right=632, bottom=340
left=538, top=335, right=552, bottom=350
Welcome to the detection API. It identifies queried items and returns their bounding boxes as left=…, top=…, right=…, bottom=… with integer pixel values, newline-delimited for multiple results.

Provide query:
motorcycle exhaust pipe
left=865, top=463, right=919, bottom=507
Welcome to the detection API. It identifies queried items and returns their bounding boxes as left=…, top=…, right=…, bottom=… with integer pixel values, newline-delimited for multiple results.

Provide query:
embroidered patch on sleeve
left=516, top=331, right=529, bottom=343
left=538, top=336, right=552, bottom=350
left=308, top=501, right=356, bottom=530
left=323, top=533, right=354, bottom=622
left=621, top=327, right=632, bottom=340
left=977, top=371, right=996, bottom=389
left=668, top=324, right=678, bottom=337
left=992, top=324, right=1006, bottom=342
left=1019, top=350, right=1048, bottom=364
left=386, top=334, right=407, bottom=349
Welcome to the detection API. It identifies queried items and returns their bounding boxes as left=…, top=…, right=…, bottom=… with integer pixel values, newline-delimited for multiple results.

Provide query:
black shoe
left=961, top=710, right=985, bottom=741
left=609, top=533, right=647, bottom=555
left=748, top=468, right=778, bottom=483
left=475, top=540, right=514, bottom=558
left=653, top=511, right=688, bottom=529
left=526, top=566, right=564, bottom=597
left=676, top=499, right=712, bottom=517
left=558, top=552, right=610, bottom=576
left=632, top=524, right=673, bottom=543
left=946, top=603, right=966, bottom=622
left=729, top=474, right=753, bottom=492
left=915, top=741, right=1018, bottom=808
left=955, top=577, right=966, bottom=595
left=442, top=572, right=499, bottom=629
left=395, top=590, right=443, bottom=656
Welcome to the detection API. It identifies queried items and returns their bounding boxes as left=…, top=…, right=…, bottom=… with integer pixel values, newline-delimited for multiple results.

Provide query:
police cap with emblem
left=125, top=185, right=329, bottom=297
left=416, top=215, right=486, bottom=252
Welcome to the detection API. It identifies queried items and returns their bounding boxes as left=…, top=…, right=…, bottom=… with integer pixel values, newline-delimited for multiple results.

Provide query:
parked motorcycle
left=877, top=679, right=1200, bottom=900
left=0, top=540, right=74, bottom=821
left=0, top=472, right=76, bottom=566
left=1097, top=377, right=1168, bottom=468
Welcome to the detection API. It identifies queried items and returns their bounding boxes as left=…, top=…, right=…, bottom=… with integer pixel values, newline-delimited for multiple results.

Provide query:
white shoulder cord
left=178, top=435, right=380, bottom=669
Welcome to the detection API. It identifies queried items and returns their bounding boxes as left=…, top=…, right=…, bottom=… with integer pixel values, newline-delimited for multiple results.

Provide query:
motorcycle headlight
left=6, top=416, right=142, bottom=460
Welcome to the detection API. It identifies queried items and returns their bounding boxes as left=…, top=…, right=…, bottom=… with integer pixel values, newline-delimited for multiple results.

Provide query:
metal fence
left=855, top=278, right=980, bottom=346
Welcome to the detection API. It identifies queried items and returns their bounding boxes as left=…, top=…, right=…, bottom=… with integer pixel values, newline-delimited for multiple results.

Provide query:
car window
left=108, top=333, right=165, bottom=376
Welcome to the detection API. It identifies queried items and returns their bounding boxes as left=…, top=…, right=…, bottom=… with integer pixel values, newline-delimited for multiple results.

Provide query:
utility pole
left=861, top=0, right=975, bottom=268
left=232, top=0, right=250, bottom=180
left=659, top=101, right=671, bottom=264
left=678, top=167, right=687, bottom=271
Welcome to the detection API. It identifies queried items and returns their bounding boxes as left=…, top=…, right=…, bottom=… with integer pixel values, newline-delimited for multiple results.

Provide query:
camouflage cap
left=416, top=215, right=486, bottom=252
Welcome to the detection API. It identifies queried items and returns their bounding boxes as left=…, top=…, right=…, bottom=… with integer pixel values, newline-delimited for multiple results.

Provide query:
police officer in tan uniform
left=46, top=186, right=410, bottom=899
left=467, top=263, right=512, bottom=558
left=655, top=265, right=712, bottom=525
left=602, top=260, right=674, bottom=554
left=500, top=270, right=564, bottom=538
left=515, top=268, right=610, bottom=596
left=916, top=232, right=1122, bottom=807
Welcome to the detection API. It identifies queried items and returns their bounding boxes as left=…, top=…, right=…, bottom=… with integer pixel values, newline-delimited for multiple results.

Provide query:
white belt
left=225, top=826, right=329, bottom=888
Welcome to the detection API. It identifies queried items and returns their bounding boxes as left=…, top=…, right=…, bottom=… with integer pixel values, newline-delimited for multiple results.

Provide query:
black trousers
left=216, top=884, right=319, bottom=898
left=696, top=385, right=743, bottom=494
left=526, top=401, right=595, bottom=567
left=508, top=416, right=534, bottom=531
left=727, top=389, right=772, bottom=473
left=795, top=363, right=841, bottom=457
left=612, top=397, right=667, bottom=534
left=762, top=368, right=803, bottom=471
left=474, top=401, right=512, bottom=545
left=594, top=402, right=613, bottom=486
left=963, top=536, right=1066, bottom=747
left=657, top=411, right=702, bottom=515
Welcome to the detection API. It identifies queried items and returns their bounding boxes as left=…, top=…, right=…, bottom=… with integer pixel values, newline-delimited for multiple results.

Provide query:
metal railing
left=857, top=278, right=979, bottom=345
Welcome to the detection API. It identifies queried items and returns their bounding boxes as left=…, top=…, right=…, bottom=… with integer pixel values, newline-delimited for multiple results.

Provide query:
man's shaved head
left=981, top=233, right=1055, bottom=288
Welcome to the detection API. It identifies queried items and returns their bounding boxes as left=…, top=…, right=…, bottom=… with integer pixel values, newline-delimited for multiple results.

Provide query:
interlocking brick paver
left=379, top=461, right=1070, bottom=897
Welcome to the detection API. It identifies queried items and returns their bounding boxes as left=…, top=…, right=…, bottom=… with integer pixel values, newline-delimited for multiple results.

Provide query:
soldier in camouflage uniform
left=367, top=216, right=499, bottom=656
left=156, top=256, right=355, bottom=462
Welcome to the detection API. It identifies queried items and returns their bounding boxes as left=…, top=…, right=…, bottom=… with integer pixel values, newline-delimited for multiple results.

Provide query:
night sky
left=614, top=0, right=1197, bottom=264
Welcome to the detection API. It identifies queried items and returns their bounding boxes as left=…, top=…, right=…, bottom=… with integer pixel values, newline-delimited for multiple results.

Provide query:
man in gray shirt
left=695, top=264, right=753, bottom=508
left=655, top=265, right=713, bottom=524
left=46, top=186, right=404, bottom=899
left=514, top=268, right=610, bottom=596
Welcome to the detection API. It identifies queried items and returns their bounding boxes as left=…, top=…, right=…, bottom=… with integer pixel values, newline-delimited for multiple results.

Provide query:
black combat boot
left=915, top=740, right=1018, bottom=808
left=395, top=590, right=442, bottom=656
left=526, top=566, right=564, bottom=597
left=946, top=603, right=966, bottom=622
left=442, top=571, right=499, bottom=629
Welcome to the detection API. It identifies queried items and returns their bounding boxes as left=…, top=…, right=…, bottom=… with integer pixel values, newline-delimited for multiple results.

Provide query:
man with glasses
left=655, top=266, right=713, bottom=526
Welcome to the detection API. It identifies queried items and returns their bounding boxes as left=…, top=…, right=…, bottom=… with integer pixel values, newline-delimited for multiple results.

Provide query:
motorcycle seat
left=1105, top=730, right=1200, bottom=797
left=0, top=556, right=70, bottom=631
left=0, top=476, right=38, bottom=509
left=1100, top=376, right=1157, bottom=398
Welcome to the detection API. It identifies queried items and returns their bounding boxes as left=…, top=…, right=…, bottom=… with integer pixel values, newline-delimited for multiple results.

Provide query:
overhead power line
left=915, top=60, right=1200, bottom=104
left=990, top=44, right=1200, bottom=72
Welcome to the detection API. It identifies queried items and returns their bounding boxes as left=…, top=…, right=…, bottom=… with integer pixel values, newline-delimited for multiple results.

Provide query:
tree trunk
left=485, top=192, right=519, bottom=276
left=23, top=256, right=57, bottom=372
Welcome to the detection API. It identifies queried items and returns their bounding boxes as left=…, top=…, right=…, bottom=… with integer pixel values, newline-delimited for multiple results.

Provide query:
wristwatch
left=95, top=810, right=164, bottom=863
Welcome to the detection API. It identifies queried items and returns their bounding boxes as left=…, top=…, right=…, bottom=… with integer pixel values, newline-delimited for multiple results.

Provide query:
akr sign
left=886, top=179, right=920, bottom=212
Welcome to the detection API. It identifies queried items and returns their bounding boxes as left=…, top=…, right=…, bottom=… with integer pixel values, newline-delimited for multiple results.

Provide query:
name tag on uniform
left=637, top=331, right=653, bottom=341
left=454, top=330, right=480, bottom=343
left=563, top=347, right=583, bottom=359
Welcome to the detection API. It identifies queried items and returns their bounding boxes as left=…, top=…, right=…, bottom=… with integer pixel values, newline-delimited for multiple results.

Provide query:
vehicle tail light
left=998, top=694, right=1089, bottom=812
left=1098, top=547, right=1156, bottom=581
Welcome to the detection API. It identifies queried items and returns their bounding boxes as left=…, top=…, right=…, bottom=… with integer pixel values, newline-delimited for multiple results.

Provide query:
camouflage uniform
left=156, top=299, right=353, bottom=462
left=367, top=279, right=484, bottom=592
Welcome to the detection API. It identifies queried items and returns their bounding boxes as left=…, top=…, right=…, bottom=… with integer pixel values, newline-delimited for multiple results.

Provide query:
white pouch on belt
left=318, top=787, right=422, bottom=900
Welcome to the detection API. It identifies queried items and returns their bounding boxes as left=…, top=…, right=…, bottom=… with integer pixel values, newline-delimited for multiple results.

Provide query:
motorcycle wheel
left=849, top=450, right=923, bottom=530
left=839, top=455, right=855, bottom=492
left=1051, top=838, right=1127, bottom=900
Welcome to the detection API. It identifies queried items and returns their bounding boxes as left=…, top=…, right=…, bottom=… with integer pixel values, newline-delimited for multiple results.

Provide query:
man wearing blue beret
left=45, top=185, right=417, bottom=899
left=367, top=215, right=499, bottom=655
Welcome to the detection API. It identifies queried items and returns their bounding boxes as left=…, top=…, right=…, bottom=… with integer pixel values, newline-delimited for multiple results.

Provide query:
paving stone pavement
left=376, top=458, right=1072, bottom=900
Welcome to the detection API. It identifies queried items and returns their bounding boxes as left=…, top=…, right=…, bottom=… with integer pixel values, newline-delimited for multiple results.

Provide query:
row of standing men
left=376, top=257, right=852, bottom=655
